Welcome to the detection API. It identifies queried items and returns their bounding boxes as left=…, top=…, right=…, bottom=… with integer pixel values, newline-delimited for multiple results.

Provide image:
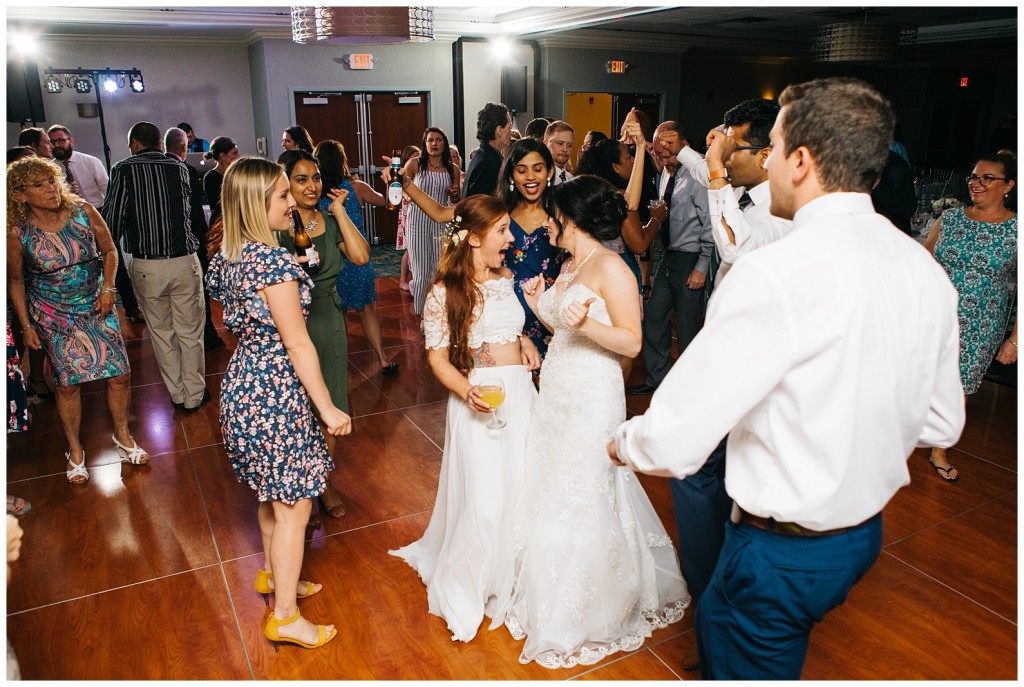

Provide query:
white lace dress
left=502, top=282, right=690, bottom=668
left=390, top=277, right=538, bottom=642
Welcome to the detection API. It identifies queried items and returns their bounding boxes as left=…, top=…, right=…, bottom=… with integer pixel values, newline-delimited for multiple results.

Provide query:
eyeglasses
left=49, top=137, right=70, bottom=144
left=966, top=174, right=1009, bottom=187
left=733, top=145, right=768, bottom=152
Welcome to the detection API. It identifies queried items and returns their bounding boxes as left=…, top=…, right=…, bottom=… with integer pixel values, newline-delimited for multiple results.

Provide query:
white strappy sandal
left=112, top=435, right=150, bottom=465
left=66, top=452, right=89, bottom=484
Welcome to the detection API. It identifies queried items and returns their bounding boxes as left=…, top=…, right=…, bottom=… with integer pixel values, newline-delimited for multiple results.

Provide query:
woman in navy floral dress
left=206, top=157, right=351, bottom=651
left=394, top=138, right=564, bottom=367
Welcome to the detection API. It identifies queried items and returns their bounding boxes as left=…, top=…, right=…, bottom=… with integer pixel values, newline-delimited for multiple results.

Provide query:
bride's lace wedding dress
left=502, top=281, right=690, bottom=669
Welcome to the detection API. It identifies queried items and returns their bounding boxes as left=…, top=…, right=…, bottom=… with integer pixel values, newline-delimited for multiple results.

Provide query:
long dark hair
left=495, top=138, right=554, bottom=213
left=548, top=174, right=627, bottom=245
left=313, top=139, right=351, bottom=195
left=416, top=127, right=455, bottom=184
left=432, top=195, right=508, bottom=375
left=205, top=136, right=237, bottom=162
left=277, top=149, right=317, bottom=179
left=284, top=125, right=315, bottom=154
left=576, top=139, right=628, bottom=190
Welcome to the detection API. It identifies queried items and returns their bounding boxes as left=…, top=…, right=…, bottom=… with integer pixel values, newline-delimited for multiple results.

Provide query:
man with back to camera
left=544, top=120, right=575, bottom=185
left=102, top=121, right=209, bottom=412
left=17, top=127, right=52, bottom=159
left=462, top=102, right=512, bottom=198
left=609, top=77, right=965, bottom=680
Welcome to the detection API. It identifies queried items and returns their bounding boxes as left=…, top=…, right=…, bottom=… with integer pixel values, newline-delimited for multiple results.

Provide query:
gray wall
left=7, top=37, right=256, bottom=168
left=538, top=46, right=683, bottom=125
left=461, top=40, right=535, bottom=153
left=250, top=37, right=458, bottom=155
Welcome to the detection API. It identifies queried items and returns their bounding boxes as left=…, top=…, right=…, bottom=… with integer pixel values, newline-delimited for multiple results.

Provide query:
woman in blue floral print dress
left=206, top=157, right=352, bottom=651
left=396, top=138, right=564, bottom=367
left=925, top=151, right=1017, bottom=482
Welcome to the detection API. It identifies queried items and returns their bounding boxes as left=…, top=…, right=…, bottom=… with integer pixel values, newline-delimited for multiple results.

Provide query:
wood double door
left=294, top=91, right=429, bottom=244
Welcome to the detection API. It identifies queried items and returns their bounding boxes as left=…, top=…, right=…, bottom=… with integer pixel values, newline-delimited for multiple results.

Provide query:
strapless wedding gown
left=502, top=282, right=690, bottom=669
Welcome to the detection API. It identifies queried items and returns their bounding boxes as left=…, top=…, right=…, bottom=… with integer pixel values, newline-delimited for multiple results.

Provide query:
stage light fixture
left=45, top=75, right=63, bottom=93
left=74, top=77, right=91, bottom=93
left=102, top=77, right=118, bottom=93
left=129, top=72, right=144, bottom=93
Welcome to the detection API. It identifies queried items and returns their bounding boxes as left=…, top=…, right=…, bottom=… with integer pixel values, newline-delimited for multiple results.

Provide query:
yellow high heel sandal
left=253, top=568, right=321, bottom=606
left=263, top=609, right=336, bottom=651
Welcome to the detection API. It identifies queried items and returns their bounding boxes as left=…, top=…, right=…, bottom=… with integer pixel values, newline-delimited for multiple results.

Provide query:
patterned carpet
left=371, top=244, right=402, bottom=279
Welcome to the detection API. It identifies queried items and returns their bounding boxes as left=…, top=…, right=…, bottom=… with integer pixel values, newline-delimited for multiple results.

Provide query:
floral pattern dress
left=7, top=315, right=29, bottom=433
left=935, top=206, right=1018, bottom=394
left=15, top=204, right=129, bottom=386
left=507, top=218, right=565, bottom=362
left=206, top=242, right=333, bottom=504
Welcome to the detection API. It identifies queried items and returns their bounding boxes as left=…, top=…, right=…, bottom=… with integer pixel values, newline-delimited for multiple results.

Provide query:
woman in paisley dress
left=313, top=140, right=397, bottom=375
left=925, top=151, right=1017, bottom=482
left=503, top=175, right=689, bottom=668
left=390, top=195, right=540, bottom=643
left=6, top=157, right=148, bottom=485
left=206, top=157, right=352, bottom=650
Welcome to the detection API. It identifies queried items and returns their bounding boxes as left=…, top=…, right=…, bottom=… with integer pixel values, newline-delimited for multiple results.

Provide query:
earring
left=509, top=181, right=514, bottom=192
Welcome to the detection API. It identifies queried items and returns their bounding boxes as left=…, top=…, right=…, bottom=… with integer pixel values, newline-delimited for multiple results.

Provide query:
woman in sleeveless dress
left=503, top=175, right=689, bottom=668
left=403, top=127, right=461, bottom=315
left=7, top=157, right=148, bottom=484
left=312, top=140, right=397, bottom=375
left=390, top=195, right=540, bottom=642
left=925, top=151, right=1017, bottom=482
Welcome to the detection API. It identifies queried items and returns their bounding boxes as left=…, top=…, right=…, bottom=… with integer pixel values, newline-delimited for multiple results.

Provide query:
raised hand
left=522, top=275, right=546, bottom=312
left=563, top=297, right=596, bottom=328
left=326, top=187, right=350, bottom=214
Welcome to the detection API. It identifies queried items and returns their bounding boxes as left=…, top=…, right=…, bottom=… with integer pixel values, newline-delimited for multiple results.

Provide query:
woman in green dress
left=278, top=150, right=370, bottom=520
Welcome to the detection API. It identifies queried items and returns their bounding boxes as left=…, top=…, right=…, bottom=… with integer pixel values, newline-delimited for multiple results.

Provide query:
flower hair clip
left=448, top=215, right=468, bottom=246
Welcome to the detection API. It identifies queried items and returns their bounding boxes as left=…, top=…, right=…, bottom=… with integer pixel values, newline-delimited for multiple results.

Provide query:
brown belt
left=735, top=507, right=852, bottom=538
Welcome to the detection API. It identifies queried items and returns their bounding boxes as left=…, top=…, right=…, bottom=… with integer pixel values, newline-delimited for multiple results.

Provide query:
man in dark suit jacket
left=871, top=150, right=918, bottom=234
left=164, top=126, right=223, bottom=350
left=462, top=102, right=513, bottom=197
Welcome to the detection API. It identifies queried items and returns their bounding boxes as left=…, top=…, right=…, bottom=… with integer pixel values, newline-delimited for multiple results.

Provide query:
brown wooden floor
left=6, top=277, right=1017, bottom=680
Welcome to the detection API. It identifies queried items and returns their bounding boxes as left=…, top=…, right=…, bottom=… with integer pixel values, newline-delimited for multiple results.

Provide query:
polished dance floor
left=6, top=277, right=1017, bottom=680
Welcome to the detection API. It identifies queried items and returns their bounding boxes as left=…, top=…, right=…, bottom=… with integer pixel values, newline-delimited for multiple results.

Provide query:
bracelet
left=708, top=168, right=728, bottom=181
left=20, top=324, right=33, bottom=333
left=1010, top=339, right=1017, bottom=348
left=102, top=287, right=117, bottom=294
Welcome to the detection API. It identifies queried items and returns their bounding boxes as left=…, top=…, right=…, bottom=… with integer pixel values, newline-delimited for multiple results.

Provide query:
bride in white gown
left=502, top=175, right=689, bottom=668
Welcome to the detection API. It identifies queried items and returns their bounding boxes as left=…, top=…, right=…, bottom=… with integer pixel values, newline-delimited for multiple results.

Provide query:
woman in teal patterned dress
left=925, top=151, right=1017, bottom=482
left=6, top=157, right=148, bottom=485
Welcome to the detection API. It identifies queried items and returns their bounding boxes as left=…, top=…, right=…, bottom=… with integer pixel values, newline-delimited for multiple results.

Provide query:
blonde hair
left=220, top=157, right=283, bottom=262
left=6, top=157, right=82, bottom=230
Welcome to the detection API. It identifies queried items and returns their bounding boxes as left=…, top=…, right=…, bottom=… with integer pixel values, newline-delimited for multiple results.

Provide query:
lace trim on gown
left=423, top=278, right=525, bottom=350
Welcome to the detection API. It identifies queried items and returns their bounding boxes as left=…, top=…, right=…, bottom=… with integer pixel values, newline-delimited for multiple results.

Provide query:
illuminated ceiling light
left=102, top=77, right=118, bottom=93
left=12, top=34, right=37, bottom=57
left=45, top=75, right=62, bottom=93
left=74, top=77, right=91, bottom=93
left=492, top=38, right=511, bottom=59
left=129, top=72, right=145, bottom=93
left=813, top=22, right=917, bottom=62
left=291, top=6, right=433, bottom=44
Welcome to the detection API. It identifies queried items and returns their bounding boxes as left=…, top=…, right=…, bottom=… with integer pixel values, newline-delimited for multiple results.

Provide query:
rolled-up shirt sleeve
left=614, top=261, right=793, bottom=478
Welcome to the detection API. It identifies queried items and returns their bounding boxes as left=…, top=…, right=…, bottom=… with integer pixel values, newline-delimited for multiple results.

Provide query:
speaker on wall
left=7, top=60, right=45, bottom=124
left=501, top=65, right=527, bottom=115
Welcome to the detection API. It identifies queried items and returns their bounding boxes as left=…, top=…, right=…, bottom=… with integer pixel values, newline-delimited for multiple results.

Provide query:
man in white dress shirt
left=609, top=77, right=965, bottom=679
left=544, top=120, right=574, bottom=185
left=47, top=125, right=108, bottom=206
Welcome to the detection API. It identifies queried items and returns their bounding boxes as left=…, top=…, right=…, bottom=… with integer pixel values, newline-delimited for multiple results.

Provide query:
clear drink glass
left=478, top=378, right=507, bottom=429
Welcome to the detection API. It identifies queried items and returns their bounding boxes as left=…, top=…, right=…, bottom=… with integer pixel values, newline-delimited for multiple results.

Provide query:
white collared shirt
left=708, top=180, right=793, bottom=282
left=614, top=192, right=965, bottom=530
left=62, top=151, right=108, bottom=207
left=552, top=165, right=574, bottom=186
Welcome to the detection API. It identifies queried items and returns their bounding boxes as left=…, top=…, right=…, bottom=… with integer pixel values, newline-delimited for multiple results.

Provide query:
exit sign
left=606, top=60, right=630, bottom=75
left=345, top=54, right=375, bottom=70
left=959, top=77, right=969, bottom=87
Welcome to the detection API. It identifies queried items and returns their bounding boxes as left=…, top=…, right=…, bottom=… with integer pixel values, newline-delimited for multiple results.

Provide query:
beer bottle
left=291, top=209, right=320, bottom=276
left=386, top=149, right=403, bottom=211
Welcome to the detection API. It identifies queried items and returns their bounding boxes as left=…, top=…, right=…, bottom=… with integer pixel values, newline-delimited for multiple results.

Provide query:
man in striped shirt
left=101, top=121, right=208, bottom=412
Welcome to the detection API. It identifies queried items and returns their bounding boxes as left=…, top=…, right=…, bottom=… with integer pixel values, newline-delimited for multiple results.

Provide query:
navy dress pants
left=695, top=513, right=882, bottom=680
left=670, top=436, right=730, bottom=604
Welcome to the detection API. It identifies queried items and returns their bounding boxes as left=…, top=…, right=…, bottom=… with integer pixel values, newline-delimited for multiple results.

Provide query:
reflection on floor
left=6, top=277, right=1017, bottom=680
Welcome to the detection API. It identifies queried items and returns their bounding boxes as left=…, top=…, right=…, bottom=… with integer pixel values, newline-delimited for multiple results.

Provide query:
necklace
left=298, top=213, right=318, bottom=233
left=562, top=247, right=597, bottom=285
